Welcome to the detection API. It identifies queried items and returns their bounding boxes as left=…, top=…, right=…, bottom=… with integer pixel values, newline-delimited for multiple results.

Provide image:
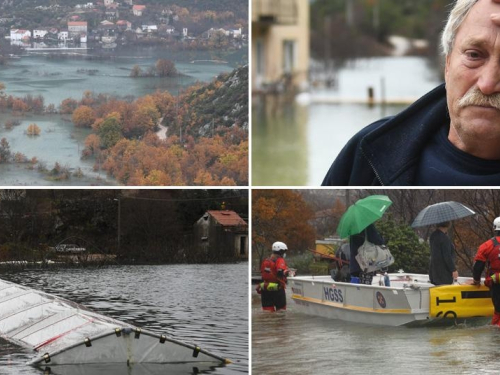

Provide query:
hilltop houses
left=68, top=21, right=88, bottom=42
left=32, top=29, right=49, bottom=39
left=58, top=30, right=69, bottom=41
left=132, top=5, right=146, bottom=16
left=10, top=29, right=31, bottom=42
left=3, top=2, right=247, bottom=51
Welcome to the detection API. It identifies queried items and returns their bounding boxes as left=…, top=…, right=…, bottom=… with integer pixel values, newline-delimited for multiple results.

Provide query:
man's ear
left=444, top=54, right=450, bottom=82
left=492, top=0, right=500, bottom=26
left=492, top=13, right=500, bottom=26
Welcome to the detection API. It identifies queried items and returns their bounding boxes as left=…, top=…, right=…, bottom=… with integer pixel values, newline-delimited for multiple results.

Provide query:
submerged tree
left=26, top=123, right=41, bottom=136
left=0, top=138, right=11, bottom=163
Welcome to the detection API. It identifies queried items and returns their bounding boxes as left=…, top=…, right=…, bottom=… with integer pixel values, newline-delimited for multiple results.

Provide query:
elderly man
left=323, top=0, right=500, bottom=186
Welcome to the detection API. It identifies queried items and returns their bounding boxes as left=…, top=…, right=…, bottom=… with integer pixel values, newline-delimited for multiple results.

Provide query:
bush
left=288, top=253, right=315, bottom=275
left=377, top=218, right=430, bottom=274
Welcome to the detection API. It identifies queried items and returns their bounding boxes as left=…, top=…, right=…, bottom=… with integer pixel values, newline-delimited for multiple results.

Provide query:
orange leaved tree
left=252, top=189, right=316, bottom=271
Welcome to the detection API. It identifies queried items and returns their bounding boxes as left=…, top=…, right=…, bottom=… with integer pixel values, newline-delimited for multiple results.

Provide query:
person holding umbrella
left=349, top=224, right=385, bottom=283
left=337, top=195, right=391, bottom=284
left=412, top=201, right=475, bottom=285
left=429, top=222, right=458, bottom=285
left=469, top=217, right=500, bottom=326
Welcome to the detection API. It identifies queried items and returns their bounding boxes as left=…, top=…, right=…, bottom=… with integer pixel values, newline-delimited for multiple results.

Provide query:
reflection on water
left=252, top=56, right=443, bottom=186
left=252, top=291, right=497, bottom=374
left=252, top=97, right=309, bottom=186
left=0, top=264, right=249, bottom=375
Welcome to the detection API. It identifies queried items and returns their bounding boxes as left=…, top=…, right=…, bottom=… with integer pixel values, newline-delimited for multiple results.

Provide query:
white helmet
left=494, top=217, right=500, bottom=231
left=272, top=241, right=288, bottom=253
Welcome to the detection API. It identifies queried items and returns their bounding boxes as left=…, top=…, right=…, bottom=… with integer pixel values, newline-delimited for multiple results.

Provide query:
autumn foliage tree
left=252, top=190, right=316, bottom=267
left=26, top=123, right=41, bottom=136
left=59, top=65, right=249, bottom=186
left=72, top=105, right=96, bottom=128
left=155, top=59, right=177, bottom=77
left=59, top=98, right=78, bottom=114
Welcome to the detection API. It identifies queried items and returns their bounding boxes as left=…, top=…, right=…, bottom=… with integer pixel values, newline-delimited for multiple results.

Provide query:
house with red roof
left=194, top=210, right=248, bottom=259
left=132, top=4, right=146, bottom=16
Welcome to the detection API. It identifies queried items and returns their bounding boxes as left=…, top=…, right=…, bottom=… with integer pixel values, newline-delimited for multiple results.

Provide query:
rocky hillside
left=167, top=65, right=248, bottom=139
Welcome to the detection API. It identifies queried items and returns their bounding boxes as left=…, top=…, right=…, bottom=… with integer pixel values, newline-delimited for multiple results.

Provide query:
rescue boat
left=0, top=278, right=230, bottom=368
left=289, top=273, right=494, bottom=326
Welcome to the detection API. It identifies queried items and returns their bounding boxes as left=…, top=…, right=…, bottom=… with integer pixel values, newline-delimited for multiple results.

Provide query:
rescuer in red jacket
left=258, top=241, right=291, bottom=312
left=471, top=217, right=500, bottom=325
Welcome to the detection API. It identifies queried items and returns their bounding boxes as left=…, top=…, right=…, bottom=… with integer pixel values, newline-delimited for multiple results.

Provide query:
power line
left=120, top=195, right=247, bottom=203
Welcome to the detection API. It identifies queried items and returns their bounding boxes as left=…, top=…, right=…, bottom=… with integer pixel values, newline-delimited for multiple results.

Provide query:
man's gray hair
left=441, top=0, right=479, bottom=55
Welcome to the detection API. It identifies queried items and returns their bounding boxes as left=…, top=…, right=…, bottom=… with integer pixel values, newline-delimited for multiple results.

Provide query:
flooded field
left=0, top=48, right=246, bottom=185
left=0, top=263, right=249, bottom=375
left=1, top=48, right=244, bottom=106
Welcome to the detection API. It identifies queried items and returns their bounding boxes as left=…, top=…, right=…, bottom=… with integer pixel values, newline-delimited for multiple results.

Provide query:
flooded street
left=252, top=56, right=443, bottom=186
left=0, top=264, right=249, bottom=375
left=252, top=290, right=500, bottom=374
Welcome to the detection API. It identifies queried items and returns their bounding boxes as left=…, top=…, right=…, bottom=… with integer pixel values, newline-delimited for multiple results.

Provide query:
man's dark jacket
left=322, top=84, right=447, bottom=186
left=429, top=229, right=456, bottom=286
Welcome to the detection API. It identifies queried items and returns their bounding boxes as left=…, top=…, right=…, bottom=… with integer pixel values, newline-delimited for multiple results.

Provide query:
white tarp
left=0, top=278, right=228, bottom=367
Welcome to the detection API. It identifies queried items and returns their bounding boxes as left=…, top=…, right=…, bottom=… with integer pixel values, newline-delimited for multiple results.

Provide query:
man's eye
left=464, top=50, right=482, bottom=60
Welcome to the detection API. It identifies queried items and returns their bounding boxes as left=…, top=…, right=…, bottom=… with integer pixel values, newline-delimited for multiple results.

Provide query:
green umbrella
left=337, top=195, right=392, bottom=239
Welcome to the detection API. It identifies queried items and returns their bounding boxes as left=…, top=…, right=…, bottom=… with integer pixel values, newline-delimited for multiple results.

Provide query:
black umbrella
left=411, top=201, right=476, bottom=228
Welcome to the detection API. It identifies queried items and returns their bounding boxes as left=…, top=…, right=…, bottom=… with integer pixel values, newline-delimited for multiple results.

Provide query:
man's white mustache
left=458, top=87, right=500, bottom=110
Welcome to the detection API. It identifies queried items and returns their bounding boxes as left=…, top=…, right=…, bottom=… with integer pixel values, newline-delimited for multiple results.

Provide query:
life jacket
left=486, top=237, right=500, bottom=277
left=261, top=257, right=278, bottom=283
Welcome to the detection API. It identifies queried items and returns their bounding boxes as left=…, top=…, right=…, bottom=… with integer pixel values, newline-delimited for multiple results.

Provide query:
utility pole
left=114, top=197, right=121, bottom=252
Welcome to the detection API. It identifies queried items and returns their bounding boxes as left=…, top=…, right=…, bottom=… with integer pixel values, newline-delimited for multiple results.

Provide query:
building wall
left=252, top=0, right=310, bottom=92
left=33, top=30, right=48, bottom=38
left=234, top=234, right=248, bottom=258
left=193, top=214, right=248, bottom=259
left=10, top=30, right=31, bottom=41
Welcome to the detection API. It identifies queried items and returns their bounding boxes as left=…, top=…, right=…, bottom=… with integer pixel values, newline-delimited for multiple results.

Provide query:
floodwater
left=252, top=56, right=443, bottom=186
left=1, top=48, right=245, bottom=106
left=0, top=113, right=111, bottom=186
left=0, top=48, right=246, bottom=185
left=252, top=290, right=500, bottom=375
left=0, top=263, right=249, bottom=375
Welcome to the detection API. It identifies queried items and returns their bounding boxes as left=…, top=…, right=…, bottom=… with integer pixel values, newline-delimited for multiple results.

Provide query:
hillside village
left=0, top=0, right=247, bottom=51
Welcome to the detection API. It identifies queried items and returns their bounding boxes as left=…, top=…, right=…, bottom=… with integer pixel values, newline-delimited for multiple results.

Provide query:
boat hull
left=290, top=274, right=493, bottom=326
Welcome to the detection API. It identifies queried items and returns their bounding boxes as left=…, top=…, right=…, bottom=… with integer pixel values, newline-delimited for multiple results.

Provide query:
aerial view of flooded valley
left=0, top=0, right=248, bottom=186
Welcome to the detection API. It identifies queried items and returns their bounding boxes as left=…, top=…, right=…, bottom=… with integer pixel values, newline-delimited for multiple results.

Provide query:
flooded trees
left=155, top=59, right=177, bottom=77
left=0, top=138, right=11, bottom=163
left=26, top=123, right=41, bottom=136
left=72, top=105, right=96, bottom=128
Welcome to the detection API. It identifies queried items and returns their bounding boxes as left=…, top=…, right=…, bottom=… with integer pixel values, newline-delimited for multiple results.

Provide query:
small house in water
left=194, top=210, right=248, bottom=260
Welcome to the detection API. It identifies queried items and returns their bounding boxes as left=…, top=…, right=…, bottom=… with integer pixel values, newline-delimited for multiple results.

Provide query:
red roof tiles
left=207, top=210, right=247, bottom=227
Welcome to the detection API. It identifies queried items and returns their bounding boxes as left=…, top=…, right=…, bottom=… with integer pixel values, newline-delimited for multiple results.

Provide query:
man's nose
left=477, top=60, right=500, bottom=95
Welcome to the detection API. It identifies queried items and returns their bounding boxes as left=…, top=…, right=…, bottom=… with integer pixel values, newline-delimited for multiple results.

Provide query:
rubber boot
left=491, top=312, right=500, bottom=326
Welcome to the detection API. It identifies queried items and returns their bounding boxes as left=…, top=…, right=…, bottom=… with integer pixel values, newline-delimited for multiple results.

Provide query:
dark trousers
left=261, top=288, right=286, bottom=311
left=492, top=283, right=500, bottom=313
